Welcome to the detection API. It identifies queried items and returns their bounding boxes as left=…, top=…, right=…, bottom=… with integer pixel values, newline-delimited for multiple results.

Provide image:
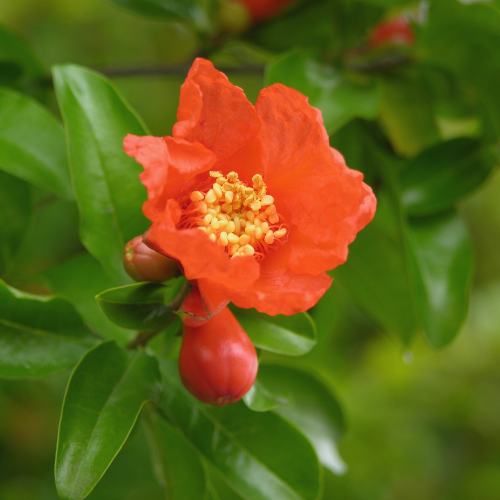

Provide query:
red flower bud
left=230, top=0, right=296, bottom=22
left=179, top=307, right=258, bottom=406
left=123, top=236, right=178, bottom=282
left=368, top=16, right=415, bottom=48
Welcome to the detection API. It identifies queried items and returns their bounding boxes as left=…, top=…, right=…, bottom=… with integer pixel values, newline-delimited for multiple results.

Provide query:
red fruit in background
left=233, top=0, right=296, bottom=22
left=179, top=307, right=258, bottom=406
left=123, top=236, right=178, bottom=282
left=368, top=16, right=415, bottom=48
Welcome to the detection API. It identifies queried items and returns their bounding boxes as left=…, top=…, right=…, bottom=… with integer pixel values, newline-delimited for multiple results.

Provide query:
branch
left=97, top=63, right=265, bottom=79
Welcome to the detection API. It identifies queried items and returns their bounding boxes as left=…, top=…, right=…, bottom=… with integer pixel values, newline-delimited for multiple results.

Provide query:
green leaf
left=265, top=50, right=380, bottom=134
left=0, top=172, right=33, bottom=276
left=378, top=75, right=440, bottom=157
left=409, top=211, right=473, bottom=348
left=6, top=198, right=83, bottom=281
left=55, top=341, right=161, bottom=500
left=82, top=419, right=164, bottom=500
left=401, top=138, right=497, bottom=216
left=145, top=409, right=208, bottom=500
left=0, top=87, right=73, bottom=200
left=208, top=482, right=223, bottom=500
left=334, top=190, right=419, bottom=344
left=243, top=377, right=292, bottom=413
left=258, top=365, right=346, bottom=475
left=96, top=278, right=185, bottom=331
left=42, top=254, right=133, bottom=345
left=206, top=466, right=245, bottom=500
left=231, top=307, right=316, bottom=356
left=335, top=144, right=473, bottom=347
left=109, top=0, right=211, bottom=31
left=0, top=279, right=95, bottom=379
left=159, top=361, right=321, bottom=500
left=420, top=0, right=500, bottom=140
left=52, top=64, right=150, bottom=284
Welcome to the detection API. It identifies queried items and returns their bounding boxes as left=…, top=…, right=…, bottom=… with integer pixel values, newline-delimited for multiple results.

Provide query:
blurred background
left=1, top=0, right=500, bottom=499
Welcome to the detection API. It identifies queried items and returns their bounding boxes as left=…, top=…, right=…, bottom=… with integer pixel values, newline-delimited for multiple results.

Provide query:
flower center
left=178, top=171, right=287, bottom=260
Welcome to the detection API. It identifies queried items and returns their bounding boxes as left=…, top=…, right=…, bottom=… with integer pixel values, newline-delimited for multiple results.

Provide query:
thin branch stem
left=42, top=62, right=264, bottom=87
left=125, top=280, right=192, bottom=350
left=97, top=63, right=265, bottom=79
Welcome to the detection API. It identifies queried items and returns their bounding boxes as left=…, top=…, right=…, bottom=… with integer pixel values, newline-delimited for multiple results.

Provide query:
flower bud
left=368, top=16, right=415, bottom=48
left=230, top=0, right=296, bottom=23
left=179, top=307, right=258, bottom=406
left=123, top=236, right=178, bottom=282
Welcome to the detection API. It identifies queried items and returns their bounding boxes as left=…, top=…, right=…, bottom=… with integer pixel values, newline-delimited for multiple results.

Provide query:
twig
left=42, top=62, right=264, bottom=87
left=97, top=63, right=265, bottom=79
left=344, top=54, right=413, bottom=73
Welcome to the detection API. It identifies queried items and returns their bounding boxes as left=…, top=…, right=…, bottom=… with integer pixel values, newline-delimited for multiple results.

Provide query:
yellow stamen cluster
left=179, top=171, right=287, bottom=259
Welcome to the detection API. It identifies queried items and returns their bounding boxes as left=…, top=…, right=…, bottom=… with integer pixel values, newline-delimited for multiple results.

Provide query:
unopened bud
left=123, top=236, right=178, bottom=282
left=368, top=16, right=415, bottom=48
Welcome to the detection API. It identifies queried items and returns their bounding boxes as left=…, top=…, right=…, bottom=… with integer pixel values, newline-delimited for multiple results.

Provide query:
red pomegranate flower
left=124, top=58, right=376, bottom=317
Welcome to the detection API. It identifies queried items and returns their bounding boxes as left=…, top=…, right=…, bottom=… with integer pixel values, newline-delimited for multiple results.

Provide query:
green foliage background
left=1, top=0, right=500, bottom=499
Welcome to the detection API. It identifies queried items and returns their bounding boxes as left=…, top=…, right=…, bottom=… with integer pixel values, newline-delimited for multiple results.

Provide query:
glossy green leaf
left=207, top=466, right=246, bottom=500
left=55, top=341, right=161, bottom=500
left=0, top=172, right=33, bottom=276
left=420, top=0, right=500, bottom=139
left=336, top=172, right=473, bottom=348
left=265, top=50, right=380, bottom=134
left=0, top=87, right=73, bottom=200
left=96, top=278, right=185, bottom=331
left=6, top=198, right=83, bottom=281
left=43, top=254, right=133, bottom=345
left=334, top=191, right=419, bottom=343
left=208, top=482, right=222, bottom=500
left=52, top=64, right=150, bottom=284
left=401, top=138, right=497, bottom=216
left=83, top=419, right=164, bottom=500
left=258, top=365, right=346, bottom=475
left=231, top=307, right=316, bottom=355
left=160, top=361, right=321, bottom=500
left=145, top=409, right=208, bottom=500
left=378, top=75, right=440, bottom=156
left=243, top=377, right=292, bottom=413
left=109, top=0, right=211, bottom=31
left=409, top=211, right=473, bottom=348
left=0, top=279, right=95, bottom=379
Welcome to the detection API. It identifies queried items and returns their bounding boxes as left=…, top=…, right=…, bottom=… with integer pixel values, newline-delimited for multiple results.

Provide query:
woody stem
left=125, top=280, right=192, bottom=350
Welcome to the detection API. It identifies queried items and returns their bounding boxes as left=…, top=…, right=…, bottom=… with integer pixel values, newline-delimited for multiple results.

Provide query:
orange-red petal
left=173, top=58, right=261, bottom=169
left=286, top=178, right=377, bottom=275
left=124, top=134, right=216, bottom=221
left=144, top=200, right=260, bottom=290
left=255, top=84, right=376, bottom=274
left=196, top=242, right=330, bottom=316
left=198, top=268, right=332, bottom=316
